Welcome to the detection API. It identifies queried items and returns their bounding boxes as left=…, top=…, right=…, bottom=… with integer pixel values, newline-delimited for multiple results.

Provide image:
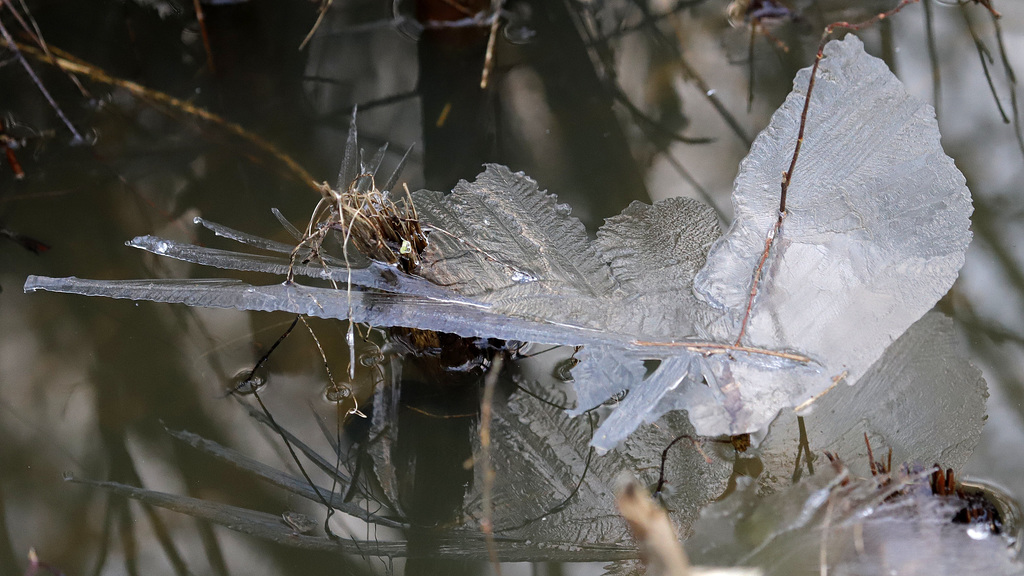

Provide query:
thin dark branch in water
left=87, top=497, right=115, bottom=576
left=249, top=387, right=342, bottom=539
left=2, top=0, right=89, bottom=97
left=494, top=410, right=597, bottom=534
left=617, top=0, right=752, bottom=145
left=226, top=316, right=299, bottom=396
left=747, top=22, right=757, bottom=113
left=0, top=17, right=82, bottom=142
left=0, top=39, right=321, bottom=192
left=923, top=0, right=941, bottom=116
left=480, top=355, right=503, bottom=575
left=68, top=475, right=643, bottom=561
left=734, top=0, right=921, bottom=345
left=990, top=10, right=1024, bottom=159
left=480, top=1, right=501, bottom=89
left=791, top=415, right=814, bottom=483
left=300, top=0, right=334, bottom=51
left=655, top=434, right=709, bottom=497
left=139, top=502, right=190, bottom=576
left=663, top=151, right=728, bottom=224
left=668, top=21, right=752, bottom=147
left=572, top=0, right=739, bottom=145
left=961, top=6, right=1010, bottom=123
left=610, top=87, right=714, bottom=145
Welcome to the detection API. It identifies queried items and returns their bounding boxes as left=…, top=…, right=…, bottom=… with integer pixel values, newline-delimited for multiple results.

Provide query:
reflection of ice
left=23, top=37, right=974, bottom=450
left=686, top=465, right=1021, bottom=576
left=758, top=312, right=988, bottom=492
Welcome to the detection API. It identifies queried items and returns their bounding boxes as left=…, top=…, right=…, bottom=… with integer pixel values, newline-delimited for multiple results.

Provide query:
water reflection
left=2, top=1, right=1024, bottom=574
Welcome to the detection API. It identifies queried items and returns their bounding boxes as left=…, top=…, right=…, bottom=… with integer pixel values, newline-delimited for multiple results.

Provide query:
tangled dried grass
left=291, top=173, right=427, bottom=279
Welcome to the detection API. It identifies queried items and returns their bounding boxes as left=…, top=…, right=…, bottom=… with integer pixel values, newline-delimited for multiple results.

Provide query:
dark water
left=2, top=1, right=1024, bottom=574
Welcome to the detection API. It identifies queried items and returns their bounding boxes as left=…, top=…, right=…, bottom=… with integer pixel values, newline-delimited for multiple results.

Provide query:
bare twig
left=2, top=0, right=89, bottom=96
left=960, top=5, right=1010, bottom=123
left=733, top=0, right=921, bottom=345
left=0, top=38, right=320, bottom=192
left=192, top=0, right=216, bottom=74
left=480, top=1, right=502, bottom=89
left=300, top=0, right=334, bottom=51
left=0, top=18, right=82, bottom=142
left=922, top=0, right=941, bottom=116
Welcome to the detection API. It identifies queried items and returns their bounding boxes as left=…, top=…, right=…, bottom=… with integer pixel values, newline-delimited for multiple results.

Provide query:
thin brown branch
left=479, top=3, right=501, bottom=89
left=192, top=0, right=216, bottom=74
left=733, top=0, right=921, bottom=345
left=0, top=119, right=24, bottom=179
left=0, top=38, right=320, bottom=193
left=0, top=17, right=82, bottom=142
left=630, top=340, right=812, bottom=364
left=299, top=0, right=333, bottom=51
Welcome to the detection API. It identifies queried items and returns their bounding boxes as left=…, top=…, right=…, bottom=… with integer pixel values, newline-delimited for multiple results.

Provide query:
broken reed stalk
left=299, top=0, right=334, bottom=51
left=734, top=0, right=921, bottom=346
left=616, top=479, right=690, bottom=576
left=0, top=38, right=321, bottom=194
left=480, top=0, right=502, bottom=89
left=632, top=340, right=812, bottom=364
left=480, top=355, right=503, bottom=575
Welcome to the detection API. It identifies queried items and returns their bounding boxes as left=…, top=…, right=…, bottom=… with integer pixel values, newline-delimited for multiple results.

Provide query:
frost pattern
left=690, top=34, right=972, bottom=436
left=24, top=36, right=974, bottom=450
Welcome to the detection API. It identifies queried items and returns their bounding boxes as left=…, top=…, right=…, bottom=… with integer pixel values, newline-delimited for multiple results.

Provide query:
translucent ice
left=24, top=36, right=975, bottom=449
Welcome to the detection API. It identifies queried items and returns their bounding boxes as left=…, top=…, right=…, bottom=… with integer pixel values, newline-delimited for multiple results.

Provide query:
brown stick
left=480, top=1, right=502, bottom=89
left=631, top=340, right=813, bottom=364
left=0, top=38, right=321, bottom=194
left=733, top=0, right=921, bottom=346
left=192, top=0, right=216, bottom=74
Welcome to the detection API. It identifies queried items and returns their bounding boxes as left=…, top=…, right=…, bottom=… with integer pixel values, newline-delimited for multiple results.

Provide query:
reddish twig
left=0, top=119, right=24, bottom=179
left=192, top=0, right=216, bottom=74
left=733, top=0, right=921, bottom=346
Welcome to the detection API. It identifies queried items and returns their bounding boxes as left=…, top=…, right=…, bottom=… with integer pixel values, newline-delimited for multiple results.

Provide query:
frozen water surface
left=23, top=36, right=974, bottom=450
left=690, top=34, right=972, bottom=436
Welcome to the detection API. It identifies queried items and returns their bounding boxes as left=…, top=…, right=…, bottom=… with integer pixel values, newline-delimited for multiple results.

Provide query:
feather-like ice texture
left=412, top=164, right=619, bottom=328
left=690, top=34, right=972, bottom=434
left=364, top=375, right=732, bottom=546
left=596, top=197, right=720, bottom=338
left=22, top=36, right=974, bottom=448
left=685, top=467, right=1023, bottom=576
left=757, top=311, right=988, bottom=493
